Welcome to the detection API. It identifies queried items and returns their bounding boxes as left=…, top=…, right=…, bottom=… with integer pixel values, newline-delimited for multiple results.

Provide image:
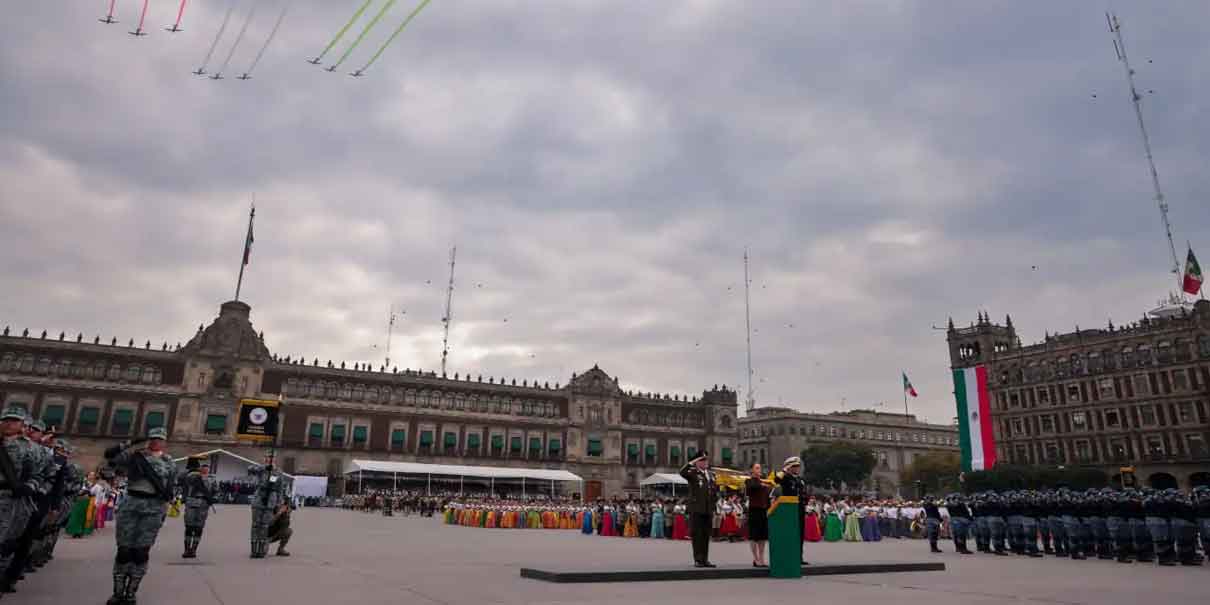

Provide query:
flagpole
left=234, top=202, right=255, bottom=302
left=902, top=371, right=909, bottom=418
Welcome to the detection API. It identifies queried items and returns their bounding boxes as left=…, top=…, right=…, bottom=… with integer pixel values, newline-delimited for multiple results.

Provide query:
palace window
left=1172, top=369, right=1189, bottom=391
left=446, top=432, right=459, bottom=452
left=1066, top=384, right=1081, bottom=402
left=1074, top=440, right=1092, bottom=462
left=1176, top=402, right=1194, bottom=424
left=548, top=438, right=561, bottom=455
left=1070, top=412, right=1087, bottom=430
left=77, top=406, right=100, bottom=432
left=145, top=411, right=165, bottom=430
left=1139, top=405, right=1157, bottom=426
left=309, top=423, right=325, bottom=447
left=587, top=439, right=603, bottom=457
left=1186, top=434, right=1207, bottom=458
left=510, top=436, right=523, bottom=454
left=353, top=426, right=368, bottom=446
left=1040, top=415, right=1055, bottom=433
left=1098, top=378, right=1115, bottom=399
left=112, top=409, right=133, bottom=436
left=645, top=444, right=657, bottom=465
left=41, top=404, right=66, bottom=428
left=330, top=424, right=346, bottom=446
left=1104, top=410, right=1120, bottom=428
left=1137, top=345, right=1152, bottom=367
left=1037, top=388, right=1050, bottom=404
left=204, top=414, right=227, bottom=435
left=1146, top=436, right=1165, bottom=458
left=465, top=433, right=479, bottom=452
left=491, top=434, right=504, bottom=454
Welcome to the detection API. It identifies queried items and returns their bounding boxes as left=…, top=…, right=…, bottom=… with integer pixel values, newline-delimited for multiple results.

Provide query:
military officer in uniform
left=266, top=503, right=292, bottom=556
left=679, top=451, right=717, bottom=567
left=180, top=457, right=217, bottom=559
left=0, top=407, right=38, bottom=593
left=2, top=417, right=53, bottom=593
left=104, top=427, right=177, bottom=605
left=248, top=452, right=290, bottom=558
left=773, top=456, right=807, bottom=565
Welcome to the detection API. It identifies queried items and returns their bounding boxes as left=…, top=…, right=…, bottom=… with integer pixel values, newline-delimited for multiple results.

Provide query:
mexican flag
left=902, top=372, right=918, bottom=397
left=1183, top=247, right=1203, bottom=295
left=953, top=366, right=995, bottom=472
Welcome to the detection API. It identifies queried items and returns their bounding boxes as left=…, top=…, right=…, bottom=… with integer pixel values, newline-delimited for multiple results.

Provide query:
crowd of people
left=342, top=491, right=443, bottom=516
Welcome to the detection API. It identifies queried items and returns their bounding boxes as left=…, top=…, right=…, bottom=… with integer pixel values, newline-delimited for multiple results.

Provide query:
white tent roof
left=345, top=459, right=582, bottom=482
left=640, top=473, right=687, bottom=486
left=173, top=449, right=296, bottom=479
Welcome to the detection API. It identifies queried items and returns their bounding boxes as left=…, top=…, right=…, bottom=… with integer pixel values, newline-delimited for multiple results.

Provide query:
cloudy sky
left=2, top=1, right=1207, bottom=423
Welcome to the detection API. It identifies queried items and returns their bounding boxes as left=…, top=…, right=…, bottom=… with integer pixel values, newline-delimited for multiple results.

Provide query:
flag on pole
left=242, top=206, right=256, bottom=266
left=1183, top=246, right=1203, bottom=295
left=902, top=372, right=918, bottom=397
left=953, top=366, right=996, bottom=472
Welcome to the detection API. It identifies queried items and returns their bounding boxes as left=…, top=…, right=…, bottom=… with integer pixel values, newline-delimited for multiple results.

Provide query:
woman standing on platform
left=745, top=463, right=769, bottom=567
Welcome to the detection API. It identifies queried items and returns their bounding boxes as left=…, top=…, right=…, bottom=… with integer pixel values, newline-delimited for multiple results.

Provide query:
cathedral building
left=0, top=300, right=739, bottom=499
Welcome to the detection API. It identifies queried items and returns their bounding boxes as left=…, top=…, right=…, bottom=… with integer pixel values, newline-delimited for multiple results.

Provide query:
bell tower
left=946, top=312, right=1017, bottom=369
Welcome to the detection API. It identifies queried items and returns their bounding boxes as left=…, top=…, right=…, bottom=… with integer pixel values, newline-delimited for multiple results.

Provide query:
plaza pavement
left=17, top=505, right=1205, bottom=605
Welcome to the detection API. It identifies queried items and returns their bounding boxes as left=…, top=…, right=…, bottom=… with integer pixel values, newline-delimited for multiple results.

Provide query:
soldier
left=1143, top=488, right=1176, bottom=566
left=248, top=452, right=290, bottom=558
left=986, top=493, right=1009, bottom=555
left=772, top=456, right=807, bottom=565
left=922, top=495, right=943, bottom=553
left=180, top=458, right=217, bottom=559
left=1106, top=489, right=1134, bottom=563
left=1045, top=490, right=1069, bottom=557
left=1089, top=489, right=1114, bottom=560
left=38, top=437, right=76, bottom=568
left=1193, top=486, right=1210, bottom=562
left=1169, top=489, right=1202, bottom=566
left=1005, top=491, right=1026, bottom=555
left=971, top=493, right=991, bottom=553
left=0, top=407, right=38, bottom=593
left=104, top=426, right=177, bottom=605
left=266, top=503, right=292, bottom=556
left=946, top=493, right=974, bottom=554
left=1, top=416, right=53, bottom=593
left=1129, top=488, right=1154, bottom=563
left=678, top=451, right=717, bottom=568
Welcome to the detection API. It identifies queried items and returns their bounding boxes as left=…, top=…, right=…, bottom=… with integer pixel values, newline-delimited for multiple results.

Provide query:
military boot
left=275, top=536, right=291, bottom=557
left=106, top=573, right=127, bottom=605
left=125, top=571, right=144, bottom=605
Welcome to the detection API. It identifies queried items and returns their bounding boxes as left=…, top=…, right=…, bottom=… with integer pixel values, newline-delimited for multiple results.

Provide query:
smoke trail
left=168, top=0, right=189, bottom=31
left=214, top=0, right=262, bottom=78
left=100, top=0, right=117, bottom=23
left=241, top=0, right=292, bottom=78
left=329, top=0, right=399, bottom=71
left=130, top=0, right=149, bottom=34
left=197, top=0, right=238, bottom=74
left=310, top=0, right=373, bottom=64
left=353, top=0, right=433, bottom=75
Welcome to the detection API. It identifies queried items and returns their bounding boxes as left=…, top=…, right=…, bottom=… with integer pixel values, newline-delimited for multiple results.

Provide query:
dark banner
left=236, top=398, right=280, bottom=442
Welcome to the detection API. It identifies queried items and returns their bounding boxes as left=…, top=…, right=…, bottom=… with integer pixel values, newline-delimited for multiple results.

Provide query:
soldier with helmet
left=1193, top=486, right=1210, bottom=560
left=180, top=456, right=217, bottom=559
left=248, top=452, right=291, bottom=558
left=1169, top=489, right=1202, bottom=566
left=0, top=407, right=39, bottom=594
left=945, top=493, right=974, bottom=554
left=104, top=426, right=178, bottom=604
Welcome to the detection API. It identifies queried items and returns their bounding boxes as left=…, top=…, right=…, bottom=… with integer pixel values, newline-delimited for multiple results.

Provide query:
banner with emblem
left=236, top=398, right=281, bottom=443
left=953, top=366, right=995, bottom=472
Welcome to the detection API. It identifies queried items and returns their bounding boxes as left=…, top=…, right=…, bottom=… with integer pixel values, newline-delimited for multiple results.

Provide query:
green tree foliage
left=961, top=465, right=1108, bottom=492
left=900, top=451, right=962, bottom=495
left=799, top=441, right=876, bottom=488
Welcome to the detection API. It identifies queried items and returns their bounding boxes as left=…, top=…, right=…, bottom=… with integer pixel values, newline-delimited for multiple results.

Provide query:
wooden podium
left=766, top=495, right=802, bottom=578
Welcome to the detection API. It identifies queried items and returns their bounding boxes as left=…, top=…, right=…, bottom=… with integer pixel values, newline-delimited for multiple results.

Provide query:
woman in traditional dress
left=843, top=501, right=862, bottom=541
left=65, top=482, right=92, bottom=538
left=672, top=501, right=690, bottom=540
left=803, top=498, right=823, bottom=542
left=601, top=504, right=617, bottom=537
left=92, top=478, right=111, bottom=530
left=859, top=504, right=875, bottom=541
left=823, top=501, right=844, bottom=542
left=718, top=497, right=739, bottom=541
left=581, top=506, right=593, bottom=534
left=622, top=503, right=639, bottom=537
left=650, top=500, right=666, bottom=538
left=865, top=505, right=882, bottom=541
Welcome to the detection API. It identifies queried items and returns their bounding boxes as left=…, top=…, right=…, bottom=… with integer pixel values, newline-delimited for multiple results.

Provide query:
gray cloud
left=2, top=1, right=1208, bottom=423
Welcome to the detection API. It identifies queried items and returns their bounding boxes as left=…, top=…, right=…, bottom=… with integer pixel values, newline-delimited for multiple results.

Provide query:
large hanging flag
left=1183, top=246, right=1203, bottom=295
left=902, top=372, right=918, bottom=397
left=953, top=366, right=995, bottom=472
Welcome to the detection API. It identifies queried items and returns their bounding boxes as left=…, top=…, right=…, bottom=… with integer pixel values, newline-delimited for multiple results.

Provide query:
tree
left=799, top=441, right=876, bottom=489
left=900, top=451, right=962, bottom=496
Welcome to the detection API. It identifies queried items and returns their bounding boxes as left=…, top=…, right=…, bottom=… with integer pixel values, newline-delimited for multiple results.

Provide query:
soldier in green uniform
left=180, top=457, right=217, bottom=559
left=2, top=418, right=54, bottom=592
left=104, top=427, right=177, bottom=605
left=0, top=407, right=38, bottom=592
left=679, top=451, right=717, bottom=568
left=248, top=453, right=290, bottom=558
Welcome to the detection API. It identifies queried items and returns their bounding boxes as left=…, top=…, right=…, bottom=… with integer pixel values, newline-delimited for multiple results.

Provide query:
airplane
left=128, top=28, right=148, bottom=37
left=325, top=65, right=338, bottom=72
left=210, top=73, right=224, bottom=80
left=192, top=67, right=206, bottom=76
left=307, top=57, right=322, bottom=65
left=349, top=70, right=365, bottom=77
left=236, top=73, right=252, bottom=80
left=165, top=25, right=183, bottom=33
left=99, top=16, right=118, bottom=24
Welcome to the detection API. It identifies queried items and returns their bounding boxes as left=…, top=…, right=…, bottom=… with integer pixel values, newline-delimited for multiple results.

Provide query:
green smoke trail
left=310, top=0, right=373, bottom=64
left=354, top=0, right=434, bottom=75
left=330, top=0, right=399, bottom=70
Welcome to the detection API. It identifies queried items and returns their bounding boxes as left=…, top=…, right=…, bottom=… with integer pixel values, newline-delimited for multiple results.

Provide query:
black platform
left=520, top=561, right=945, bottom=583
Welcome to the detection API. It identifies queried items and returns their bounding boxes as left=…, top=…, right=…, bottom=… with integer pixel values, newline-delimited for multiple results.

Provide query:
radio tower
left=383, top=304, right=402, bottom=369
left=440, top=246, right=457, bottom=377
left=1107, top=12, right=1183, bottom=290
left=743, top=248, right=756, bottom=413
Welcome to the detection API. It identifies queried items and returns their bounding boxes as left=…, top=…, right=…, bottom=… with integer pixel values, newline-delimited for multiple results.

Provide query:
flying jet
left=210, top=72, right=224, bottom=80
left=307, top=57, right=323, bottom=65
left=192, top=67, right=206, bottom=76
left=325, top=65, right=338, bottom=72
left=99, top=16, right=118, bottom=24
left=237, top=73, right=252, bottom=80
left=349, top=70, right=365, bottom=77
left=128, top=27, right=148, bottom=37
left=165, top=24, right=183, bottom=33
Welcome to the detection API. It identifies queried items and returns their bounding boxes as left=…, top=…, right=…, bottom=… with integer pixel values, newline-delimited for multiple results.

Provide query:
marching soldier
left=678, top=451, right=717, bottom=568
left=0, top=407, right=38, bottom=594
left=2, top=418, right=53, bottom=593
left=104, top=427, right=177, bottom=605
left=248, top=452, right=290, bottom=558
left=180, top=457, right=217, bottom=559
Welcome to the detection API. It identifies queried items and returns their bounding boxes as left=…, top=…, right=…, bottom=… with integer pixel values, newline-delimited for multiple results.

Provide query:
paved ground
left=16, top=506, right=1206, bottom=605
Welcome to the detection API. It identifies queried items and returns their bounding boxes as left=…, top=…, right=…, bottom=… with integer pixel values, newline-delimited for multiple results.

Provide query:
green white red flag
left=954, top=366, right=995, bottom=472
left=1183, top=247, right=1203, bottom=295
left=902, top=372, right=917, bottom=397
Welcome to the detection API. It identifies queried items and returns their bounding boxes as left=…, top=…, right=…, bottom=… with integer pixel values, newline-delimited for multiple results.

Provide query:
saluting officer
left=105, top=427, right=177, bottom=605
left=679, top=451, right=717, bottom=568
left=773, top=456, right=807, bottom=565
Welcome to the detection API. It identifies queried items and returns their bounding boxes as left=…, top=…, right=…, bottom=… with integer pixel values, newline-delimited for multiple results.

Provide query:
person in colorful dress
left=804, top=498, right=823, bottom=542
left=823, top=502, right=844, bottom=542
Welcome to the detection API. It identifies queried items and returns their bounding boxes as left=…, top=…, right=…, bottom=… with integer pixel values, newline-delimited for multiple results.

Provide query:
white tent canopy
left=345, top=459, right=581, bottom=482
left=640, top=473, right=687, bottom=486
left=173, top=449, right=296, bottom=482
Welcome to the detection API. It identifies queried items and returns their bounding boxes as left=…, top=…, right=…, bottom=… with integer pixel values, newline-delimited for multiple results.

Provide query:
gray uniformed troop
left=104, top=426, right=177, bottom=605
left=943, top=487, right=1210, bottom=567
left=0, top=406, right=83, bottom=596
left=179, top=458, right=217, bottom=559
left=248, top=456, right=290, bottom=558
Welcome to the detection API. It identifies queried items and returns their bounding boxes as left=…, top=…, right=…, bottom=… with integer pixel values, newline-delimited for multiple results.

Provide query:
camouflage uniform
left=36, top=439, right=78, bottom=567
left=2, top=419, right=55, bottom=591
left=0, top=407, right=39, bottom=591
left=248, top=462, right=290, bottom=558
left=105, top=428, right=177, bottom=605
left=179, top=464, right=217, bottom=558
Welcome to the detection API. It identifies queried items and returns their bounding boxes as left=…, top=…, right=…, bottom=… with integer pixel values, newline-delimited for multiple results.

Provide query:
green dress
left=65, top=494, right=90, bottom=537
left=823, top=510, right=844, bottom=542
left=843, top=510, right=862, bottom=541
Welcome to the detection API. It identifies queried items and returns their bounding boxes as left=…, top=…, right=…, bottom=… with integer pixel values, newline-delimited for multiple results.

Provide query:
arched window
left=352, top=384, right=364, bottom=401
left=1069, top=354, right=1083, bottom=375
left=125, top=365, right=140, bottom=382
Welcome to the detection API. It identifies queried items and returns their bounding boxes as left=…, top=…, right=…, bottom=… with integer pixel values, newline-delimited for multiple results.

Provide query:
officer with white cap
left=774, top=456, right=808, bottom=566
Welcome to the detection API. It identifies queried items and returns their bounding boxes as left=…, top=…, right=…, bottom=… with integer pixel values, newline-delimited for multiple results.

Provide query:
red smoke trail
left=169, top=0, right=188, bottom=32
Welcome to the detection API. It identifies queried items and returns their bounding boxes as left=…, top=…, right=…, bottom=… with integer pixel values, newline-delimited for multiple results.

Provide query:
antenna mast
left=1107, top=12, right=1182, bottom=290
left=743, top=248, right=755, bottom=412
left=440, top=245, right=457, bottom=376
left=384, top=304, right=401, bottom=369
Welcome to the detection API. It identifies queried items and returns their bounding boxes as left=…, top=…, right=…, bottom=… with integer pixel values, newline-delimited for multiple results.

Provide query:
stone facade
left=946, top=300, right=1210, bottom=489
left=737, top=407, right=959, bottom=496
left=0, top=300, right=738, bottom=498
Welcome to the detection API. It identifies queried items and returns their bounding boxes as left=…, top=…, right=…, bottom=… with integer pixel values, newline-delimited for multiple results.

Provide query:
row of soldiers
left=344, top=492, right=440, bottom=517
left=0, top=407, right=87, bottom=597
left=929, top=487, right=1210, bottom=566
